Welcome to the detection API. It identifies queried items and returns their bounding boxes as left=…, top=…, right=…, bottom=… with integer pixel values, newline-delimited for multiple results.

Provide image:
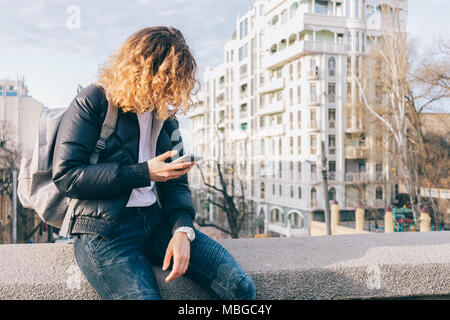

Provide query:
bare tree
left=0, top=120, right=36, bottom=243
left=194, top=123, right=251, bottom=239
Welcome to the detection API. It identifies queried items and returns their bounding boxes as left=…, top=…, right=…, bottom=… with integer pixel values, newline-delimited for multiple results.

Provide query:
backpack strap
left=89, top=99, right=118, bottom=164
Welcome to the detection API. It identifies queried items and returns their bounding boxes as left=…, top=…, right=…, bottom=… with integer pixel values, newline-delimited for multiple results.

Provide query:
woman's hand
left=162, top=231, right=191, bottom=283
left=146, top=150, right=195, bottom=182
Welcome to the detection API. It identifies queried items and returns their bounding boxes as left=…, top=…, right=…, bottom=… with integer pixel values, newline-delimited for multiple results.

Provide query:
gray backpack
left=17, top=84, right=118, bottom=235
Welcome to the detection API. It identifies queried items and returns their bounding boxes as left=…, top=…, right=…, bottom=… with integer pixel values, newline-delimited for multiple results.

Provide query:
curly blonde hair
left=97, top=26, right=200, bottom=120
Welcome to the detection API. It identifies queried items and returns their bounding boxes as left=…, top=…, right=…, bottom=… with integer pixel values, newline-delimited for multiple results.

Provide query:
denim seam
left=86, top=246, right=117, bottom=300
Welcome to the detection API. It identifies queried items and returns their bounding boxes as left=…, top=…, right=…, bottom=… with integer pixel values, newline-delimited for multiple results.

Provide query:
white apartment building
left=188, top=0, right=407, bottom=237
left=0, top=78, right=44, bottom=158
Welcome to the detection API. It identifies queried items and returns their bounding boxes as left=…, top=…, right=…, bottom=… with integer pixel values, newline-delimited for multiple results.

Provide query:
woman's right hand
left=146, top=150, right=195, bottom=182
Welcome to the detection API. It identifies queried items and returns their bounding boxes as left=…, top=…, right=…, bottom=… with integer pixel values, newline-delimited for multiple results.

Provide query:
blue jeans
left=73, top=203, right=255, bottom=300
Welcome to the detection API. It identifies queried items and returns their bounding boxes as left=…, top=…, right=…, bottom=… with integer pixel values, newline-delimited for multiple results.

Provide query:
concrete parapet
left=1, top=232, right=449, bottom=300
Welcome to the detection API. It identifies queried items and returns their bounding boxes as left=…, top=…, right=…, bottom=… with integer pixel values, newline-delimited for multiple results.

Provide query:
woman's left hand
left=162, top=232, right=191, bottom=283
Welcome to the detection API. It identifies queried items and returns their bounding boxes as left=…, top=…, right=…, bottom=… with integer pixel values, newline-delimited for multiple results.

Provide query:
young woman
left=52, top=26, right=255, bottom=300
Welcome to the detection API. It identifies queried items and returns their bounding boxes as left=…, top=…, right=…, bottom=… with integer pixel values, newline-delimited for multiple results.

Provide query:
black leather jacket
left=52, top=84, right=195, bottom=239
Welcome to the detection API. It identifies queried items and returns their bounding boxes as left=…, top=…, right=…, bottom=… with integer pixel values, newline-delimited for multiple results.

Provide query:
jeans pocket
left=85, top=234, right=106, bottom=255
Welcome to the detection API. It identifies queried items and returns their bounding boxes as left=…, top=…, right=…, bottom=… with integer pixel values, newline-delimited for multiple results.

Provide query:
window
left=289, top=63, right=294, bottom=81
left=281, top=9, right=288, bottom=24
left=289, top=88, right=293, bottom=106
left=297, top=110, right=302, bottom=129
left=290, top=2, right=299, bottom=18
left=279, top=184, right=283, bottom=196
left=328, top=57, right=336, bottom=77
left=279, top=161, right=282, bottom=179
left=297, top=60, right=302, bottom=78
left=290, top=136, right=294, bottom=154
left=298, top=187, right=302, bottom=199
left=275, top=67, right=283, bottom=78
left=289, top=112, right=293, bottom=130
left=298, top=161, right=302, bottom=178
left=329, top=160, right=336, bottom=172
left=329, top=135, right=336, bottom=154
left=328, top=109, right=336, bottom=128
left=346, top=0, right=351, bottom=17
left=297, top=85, right=302, bottom=104
left=347, top=56, right=352, bottom=77
left=259, top=4, right=264, bottom=17
left=356, top=31, right=360, bottom=52
left=310, top=109, right=317, bottom=129
left=328, top=187, right=336, bottom=201
left=311, top=188, right=317, bottom=207
left=347, top=81, right=352, bottom=102
left=290, top=186, right=294, bottom=198
left=328, top=83, right=336, bottom=103
left=272, top=184, right=276, bottom=195
left=240, top=18, right=248, bottom=39
left=271, top=15, right=279, bottom=25
left=261, top=182, right=265, bottom=199
left=347, top=31, right=352, bottom=51
left=309, top=83, right=317, bottom=104
left=279, top=39, right=287, bottom=50
left=239, top=43, right=248, bottom=61
left=297, top=136, right=302, bottom=154
left=279, top=137, right=283, bottom=156
left=376, top=187, right=383, bottom=200
left=241, top=122, right=248, bottom=131
left=260, top=116, right=265, bottom=128
left=315, top=0, right=329, bottom=15
left=355, top=0, right=360, bottom=18
left=355, top=56, right=360, bottom=77
left=239, top=64, right=248, bottom=76
left=310, top=135, right=317, bottom=155
left=260, top=139, right=265, bottom=155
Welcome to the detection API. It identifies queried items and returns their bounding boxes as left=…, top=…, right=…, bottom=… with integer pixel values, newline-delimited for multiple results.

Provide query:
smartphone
left=172, top=154, right=203, bottom=164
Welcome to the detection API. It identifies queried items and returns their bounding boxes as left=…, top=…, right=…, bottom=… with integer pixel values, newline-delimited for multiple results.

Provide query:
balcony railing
left=345, top=146, right=369, bottom=159
left=345, top=172, right=369, bottom=183
left=257, top=101, right=286, bottom=116
left=263, top=40, right=346, bottom=69
left=258, top=124, right=285, bottom=137
left=258, top=77, right=285, bottom=94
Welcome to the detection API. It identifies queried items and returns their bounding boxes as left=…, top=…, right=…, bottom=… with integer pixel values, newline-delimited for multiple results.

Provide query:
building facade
left=188, top=0, right=407, bottom=237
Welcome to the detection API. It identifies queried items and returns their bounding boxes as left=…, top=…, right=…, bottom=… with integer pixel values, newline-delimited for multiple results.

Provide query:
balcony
left=257, top=101, right=285, bottom=116
left=263, top=40, right=346, bottom=70
left=258, top=124, right=285, bottom=137
left=345, top=172, right=369, bottom=183
left=258, top=77, right=285, bottom=94
left=345, top=146, right=369, bottom=159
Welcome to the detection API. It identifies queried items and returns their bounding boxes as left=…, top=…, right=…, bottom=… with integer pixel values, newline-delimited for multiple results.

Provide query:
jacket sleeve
left=158, top=118, right=196, bottom=234
left=52, top=86, right=151, bottom=200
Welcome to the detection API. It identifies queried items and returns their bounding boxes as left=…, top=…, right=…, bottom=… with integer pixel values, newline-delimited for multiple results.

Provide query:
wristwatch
left=174, top=226, right=195, bottom=242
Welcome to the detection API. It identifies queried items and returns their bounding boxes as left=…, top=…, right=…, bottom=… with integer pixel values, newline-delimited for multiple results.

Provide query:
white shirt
left=126, top=111, right=157, bottom=207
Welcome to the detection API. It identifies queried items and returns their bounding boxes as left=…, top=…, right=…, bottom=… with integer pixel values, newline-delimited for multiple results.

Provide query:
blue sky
left=0, top=0, right=449, bottom=109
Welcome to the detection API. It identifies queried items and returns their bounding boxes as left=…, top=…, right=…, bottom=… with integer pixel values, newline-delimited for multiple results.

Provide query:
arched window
left=270, top=44, right=278, bottom=54
left=311, top=187, right=317, bottom=207
left=281, top=9, right=288, bottom=24
left=271, top=15, right=279, bottom=26
left=290, top=2, right=299, bottom=18
left=288, top=33, right=297, bottom=47
left=279, top=39, right=287, bottom=51
left=376, top=186, right=383, bottom=200
left=328, top=57, right=336, bottom=77
left=328, top=187, right=336, bottom=201
left=261, top=182, right=265, bottom=199
left=289, top=212, right=304, bottom=228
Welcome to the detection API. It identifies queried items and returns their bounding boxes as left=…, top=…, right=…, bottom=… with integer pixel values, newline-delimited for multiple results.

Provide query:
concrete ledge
left=1, top=232, right=450, bottom=300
